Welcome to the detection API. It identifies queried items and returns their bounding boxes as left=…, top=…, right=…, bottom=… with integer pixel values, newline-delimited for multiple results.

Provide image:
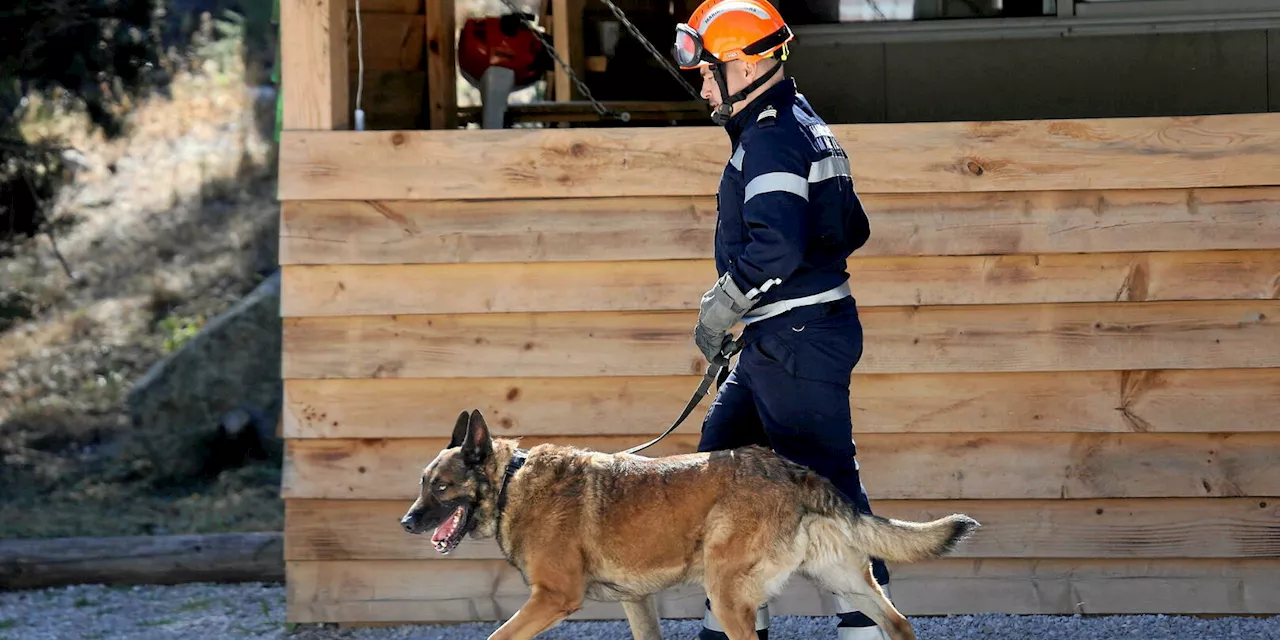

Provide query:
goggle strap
left=741, top=24, right=793, bottom=56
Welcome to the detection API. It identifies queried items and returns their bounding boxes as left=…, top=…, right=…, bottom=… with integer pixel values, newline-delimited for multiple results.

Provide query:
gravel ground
left=1, top=583, right=1278, bottom=640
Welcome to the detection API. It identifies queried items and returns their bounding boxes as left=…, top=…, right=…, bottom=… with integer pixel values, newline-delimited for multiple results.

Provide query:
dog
left=401, top=409, right=980, bottom=640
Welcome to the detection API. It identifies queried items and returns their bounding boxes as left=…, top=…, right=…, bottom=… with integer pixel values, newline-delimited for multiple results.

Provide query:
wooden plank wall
left=277, top=113, right=1280, bottom=624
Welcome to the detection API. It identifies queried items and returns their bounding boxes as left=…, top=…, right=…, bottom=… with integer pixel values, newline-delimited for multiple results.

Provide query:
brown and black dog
left=401, top=409, right=979, bottom=640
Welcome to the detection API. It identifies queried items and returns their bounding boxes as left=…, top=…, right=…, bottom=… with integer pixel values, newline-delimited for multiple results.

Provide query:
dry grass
left=0, top=0, right=517, bottom=541
left=0, top=46, right=284, bottom=539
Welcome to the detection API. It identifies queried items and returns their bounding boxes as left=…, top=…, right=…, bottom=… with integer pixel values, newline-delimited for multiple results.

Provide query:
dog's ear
left=462, top=410, right=492, bottom=465
left=449, top=410, right=469, bottom=449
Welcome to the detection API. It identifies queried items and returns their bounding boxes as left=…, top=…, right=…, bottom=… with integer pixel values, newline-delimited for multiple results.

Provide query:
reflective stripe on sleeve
left=808, top=154, right=851, bottom=183
left=744, top=171, right=809, bottom=202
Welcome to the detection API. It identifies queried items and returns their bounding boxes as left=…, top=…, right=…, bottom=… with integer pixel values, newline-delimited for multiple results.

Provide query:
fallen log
left=0, top=532, right=283, bottom=590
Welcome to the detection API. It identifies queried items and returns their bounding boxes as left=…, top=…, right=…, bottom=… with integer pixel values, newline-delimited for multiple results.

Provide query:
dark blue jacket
left=715, top=79, right=871, bottom=309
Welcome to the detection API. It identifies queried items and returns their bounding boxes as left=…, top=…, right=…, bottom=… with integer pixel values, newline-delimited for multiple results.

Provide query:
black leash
left=619, top=337, right=742, bottom=456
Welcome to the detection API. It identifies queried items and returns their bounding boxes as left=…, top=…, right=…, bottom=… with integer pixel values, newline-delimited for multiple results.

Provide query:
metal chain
left=494, top=0, right=630, bottom=121
left=594, top=0, right=702, bottom=101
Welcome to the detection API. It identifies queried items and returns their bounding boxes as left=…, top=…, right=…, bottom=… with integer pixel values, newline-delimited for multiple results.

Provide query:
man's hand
left=694, top=273, right=756, bottom=364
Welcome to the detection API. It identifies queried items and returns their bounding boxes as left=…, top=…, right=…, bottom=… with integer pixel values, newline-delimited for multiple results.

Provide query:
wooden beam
left=425, top=0, right=457, bottom=129
left=457, top=101, right=708, bottom=125
left=356, top=0, right=422, bottom=12
left=279, top=250, right=1280, bottom=317
left=278, top=188, right=1280, bottom=265
left=0, top=533, right=283, bottom=590
left=282, top=0, right=350, bottom=130
left=281, top=433, right=1280, bottom=500
left=276, top=113, right=1280, bottom=199
left=285, top=498, right=1280, bottom=560
left=552, top=0, right=571, bottom=100
left=280, top=368, right=1280, bottom=439
left=280, top=301, right=1280, bottom=379
left=551, top=0, right=584, bottom=102
left=347, top=12, right=424, bottom=71
left=285, top=557, right=1280, bottom=621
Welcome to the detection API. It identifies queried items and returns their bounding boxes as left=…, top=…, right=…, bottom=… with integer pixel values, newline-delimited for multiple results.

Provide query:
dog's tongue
left=432, top=506, right=462, bottom=544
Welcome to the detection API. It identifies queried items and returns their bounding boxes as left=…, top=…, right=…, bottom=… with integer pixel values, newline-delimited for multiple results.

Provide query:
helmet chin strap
left=709, top=58, right=783, bottom=126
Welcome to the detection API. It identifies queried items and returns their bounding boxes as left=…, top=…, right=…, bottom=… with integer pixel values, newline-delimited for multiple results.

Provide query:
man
left=671, top=1, right=893, bottom=638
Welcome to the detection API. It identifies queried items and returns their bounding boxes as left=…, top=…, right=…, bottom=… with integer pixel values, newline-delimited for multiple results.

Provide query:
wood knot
left=391, top=133, right=406, bottom=146
left=506, top=387, right=521, bottom=401
left=568, top=143, right=587, bottom=157
left=500, top=417, right=514, bottom=429
left=965, top=160, right=984, bottom=176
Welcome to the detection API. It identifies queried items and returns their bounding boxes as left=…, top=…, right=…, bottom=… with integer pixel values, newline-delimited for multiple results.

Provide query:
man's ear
left=462, top=410, right=492, bottom=465
left=449, top=410, right=469, bottom=449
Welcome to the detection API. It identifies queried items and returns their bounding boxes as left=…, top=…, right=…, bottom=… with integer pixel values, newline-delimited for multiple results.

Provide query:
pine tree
left=0, top=0, right=164, bottom=253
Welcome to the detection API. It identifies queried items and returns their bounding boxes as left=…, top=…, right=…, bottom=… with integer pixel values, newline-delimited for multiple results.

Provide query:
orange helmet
left=673, top=0, right=793, bottom=70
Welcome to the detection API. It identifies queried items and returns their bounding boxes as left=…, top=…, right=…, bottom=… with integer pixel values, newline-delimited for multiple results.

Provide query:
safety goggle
left=672, top=22, right=795, bottom=70
left=672, top=23, right=718, bottom=69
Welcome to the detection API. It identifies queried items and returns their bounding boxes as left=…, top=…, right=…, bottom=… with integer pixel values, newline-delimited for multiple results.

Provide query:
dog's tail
left=842, top=511, right=980, bottom=564
left=800, top=479, right=980, bottom=565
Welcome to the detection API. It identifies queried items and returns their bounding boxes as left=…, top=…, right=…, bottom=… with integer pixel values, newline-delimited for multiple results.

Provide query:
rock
left=125, top=270, right=282, bottom=481
left=205, top=406, right=280, bottom=476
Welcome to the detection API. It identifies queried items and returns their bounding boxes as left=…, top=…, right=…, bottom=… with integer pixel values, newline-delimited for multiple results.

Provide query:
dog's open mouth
left=431, top=504, right=469, bottom=554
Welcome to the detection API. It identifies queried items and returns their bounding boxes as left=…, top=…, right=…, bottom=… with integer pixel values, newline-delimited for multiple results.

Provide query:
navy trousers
left=696, top=296, right=890, bottom=637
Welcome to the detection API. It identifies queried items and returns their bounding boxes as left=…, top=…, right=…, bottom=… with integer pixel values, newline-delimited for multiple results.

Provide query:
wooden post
left=552, top=0, right=585, bottom=102
left=281, top=0, right=350, bottom=130
left=425, top=0, right=457, bottom=129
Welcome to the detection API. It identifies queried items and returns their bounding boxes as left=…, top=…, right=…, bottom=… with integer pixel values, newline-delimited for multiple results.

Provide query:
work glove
left=694, top=273, right=756, bottom=365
